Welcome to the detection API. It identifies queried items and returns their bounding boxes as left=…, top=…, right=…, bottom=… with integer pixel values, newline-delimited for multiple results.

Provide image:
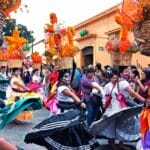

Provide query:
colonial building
left=74, top=5, right=149, bottom=68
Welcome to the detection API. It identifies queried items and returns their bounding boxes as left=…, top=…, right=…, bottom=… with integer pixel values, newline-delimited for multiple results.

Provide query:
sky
left=11, top=0, right=122, bottom=43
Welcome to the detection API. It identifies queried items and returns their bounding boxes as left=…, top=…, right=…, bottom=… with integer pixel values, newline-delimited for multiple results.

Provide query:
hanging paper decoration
left=44, top=13, right=78, bottom=58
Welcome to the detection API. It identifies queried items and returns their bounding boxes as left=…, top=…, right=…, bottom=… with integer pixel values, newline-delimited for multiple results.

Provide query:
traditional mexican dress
left=25, top=109, right=99, bottom=150
left=91, top=78, right=141, bottom=142
left=102, top=78, right=129, bottom=116
left=7, top=75, right=33, bottom=121
left=56, top=83, right=76, bottom=112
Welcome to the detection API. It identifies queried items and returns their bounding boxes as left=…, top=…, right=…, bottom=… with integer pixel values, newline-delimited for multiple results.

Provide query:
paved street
left=0, top=108, right=136, bottom=150
left=0, top=108, right=49, bottom=150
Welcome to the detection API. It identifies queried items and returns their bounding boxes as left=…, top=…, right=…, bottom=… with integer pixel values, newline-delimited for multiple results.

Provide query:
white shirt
left=103, top=79, right=130, bottom=115
left=57, top=85, right=74, bottom=103
left=32, top=75, right=41, bottom=83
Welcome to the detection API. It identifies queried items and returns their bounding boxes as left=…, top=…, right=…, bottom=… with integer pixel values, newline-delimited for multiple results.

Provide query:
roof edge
left=74, top=4, right=120, bottom=30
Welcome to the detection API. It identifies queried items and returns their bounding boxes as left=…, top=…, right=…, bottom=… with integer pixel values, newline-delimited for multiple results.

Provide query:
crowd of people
left=0, top=62, right=150, bottom=150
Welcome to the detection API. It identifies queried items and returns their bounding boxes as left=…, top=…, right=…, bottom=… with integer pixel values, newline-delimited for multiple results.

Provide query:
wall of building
left=74, top=6, right=149, bottom=68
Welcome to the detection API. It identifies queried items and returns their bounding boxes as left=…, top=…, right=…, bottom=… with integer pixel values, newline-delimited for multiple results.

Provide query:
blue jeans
left=85, top=100, right=99, bottom=127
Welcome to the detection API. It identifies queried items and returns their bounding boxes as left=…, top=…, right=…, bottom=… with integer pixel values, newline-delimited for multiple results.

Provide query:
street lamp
left=31, top=38, right=33, bottom=54
left=30, top=31, right=34, bottom=54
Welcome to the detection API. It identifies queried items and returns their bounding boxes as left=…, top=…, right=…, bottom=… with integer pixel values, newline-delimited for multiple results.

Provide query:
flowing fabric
left=25, top=109, right=99, bottom=150
left=140, top=108, right=150, bottom=149
left=46, top=95, right=58, bottom=114
left=91, top=106, right=143, bottom=142
left=0, top=96, right=42, bottom=130
left=27, top=82, right=42, bottom=92
left=140, top=108, right=150, bottom=138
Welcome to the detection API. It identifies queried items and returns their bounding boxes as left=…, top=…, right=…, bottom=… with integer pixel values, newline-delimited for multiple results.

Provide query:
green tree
left=2, top=19, right=16, bottom=36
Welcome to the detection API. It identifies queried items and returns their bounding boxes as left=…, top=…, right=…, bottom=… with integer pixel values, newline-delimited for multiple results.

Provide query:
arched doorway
left=82, top=46, right=93, bottom=67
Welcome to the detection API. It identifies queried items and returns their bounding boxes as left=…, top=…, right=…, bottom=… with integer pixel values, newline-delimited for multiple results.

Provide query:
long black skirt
left=91, top=105, right=143, bottom=142
left=25, top=109, right=99, bottom=150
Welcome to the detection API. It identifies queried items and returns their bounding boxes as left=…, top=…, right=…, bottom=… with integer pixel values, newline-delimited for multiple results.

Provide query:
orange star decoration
left=4, top=27, right=27, bottom=49
left=4, top=27, right=27, bottom=59
left=44, top=13, right=78, bottom=59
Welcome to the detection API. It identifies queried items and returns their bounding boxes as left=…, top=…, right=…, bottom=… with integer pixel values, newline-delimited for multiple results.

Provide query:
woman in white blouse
left=57, top=70, right=86, bottom=112
left=102, top=67, right=146, bottom=150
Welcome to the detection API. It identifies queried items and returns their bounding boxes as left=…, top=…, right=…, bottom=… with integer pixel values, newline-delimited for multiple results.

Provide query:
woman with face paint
left=24, top=70, right=99, bottom=150
left=57, top=70, right=86, bottom=112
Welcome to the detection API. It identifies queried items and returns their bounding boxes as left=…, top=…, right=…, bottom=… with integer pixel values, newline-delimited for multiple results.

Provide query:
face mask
left=121, top=73, right=130, bottom=81
left=62, top=73, right=71, bottom=84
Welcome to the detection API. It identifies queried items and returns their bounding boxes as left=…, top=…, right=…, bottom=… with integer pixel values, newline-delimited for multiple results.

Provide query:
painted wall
left=74, top=7, right=149, bottom=68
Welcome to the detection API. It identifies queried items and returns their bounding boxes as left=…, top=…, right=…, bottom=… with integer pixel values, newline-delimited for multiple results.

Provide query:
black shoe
left=0, top=100, right=5, bottom=108
left=15, top=96, right=20, bottom=101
